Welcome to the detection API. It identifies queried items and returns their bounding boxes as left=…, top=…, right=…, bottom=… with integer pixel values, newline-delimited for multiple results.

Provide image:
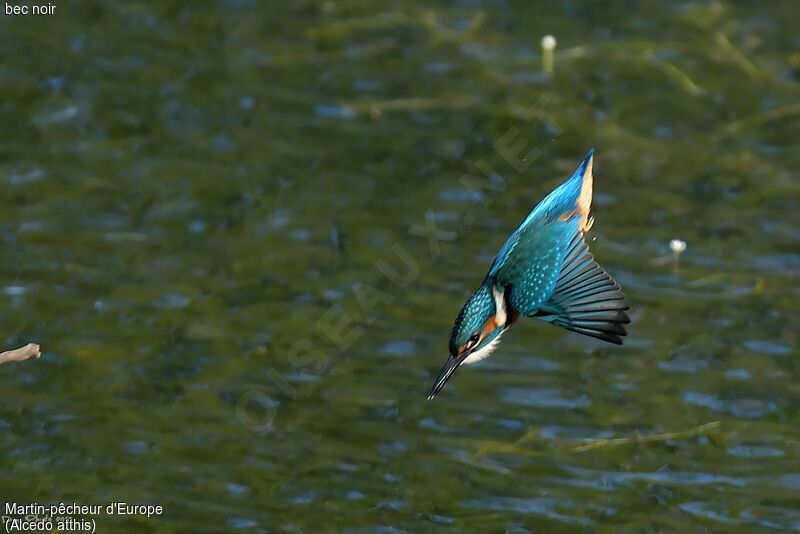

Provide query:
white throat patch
left=462, top=331, right=503, bottom=365
left=492, top=285, right=507, bottom=326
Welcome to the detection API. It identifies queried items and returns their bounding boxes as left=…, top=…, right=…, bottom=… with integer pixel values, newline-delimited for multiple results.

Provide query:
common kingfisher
left=429, top=149, right=629, bottom=399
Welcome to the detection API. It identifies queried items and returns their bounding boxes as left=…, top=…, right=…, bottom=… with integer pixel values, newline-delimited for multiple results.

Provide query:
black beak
left=427, top=352, right=469, bottom=399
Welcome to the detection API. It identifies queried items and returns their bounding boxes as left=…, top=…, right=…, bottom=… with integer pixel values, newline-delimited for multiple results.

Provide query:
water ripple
left=501, top=388, right=590, bottom=409
left=563, top=466, right=747, bottom=489
left=462, top=496, right=598, bottom=526
left=727, top=445, right=784, bottom=459
left=683, top=391, right=777, bottom=419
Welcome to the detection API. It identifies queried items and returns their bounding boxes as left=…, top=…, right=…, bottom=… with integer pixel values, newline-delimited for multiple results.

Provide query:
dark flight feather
left=534, top=232, right=630, bottom=344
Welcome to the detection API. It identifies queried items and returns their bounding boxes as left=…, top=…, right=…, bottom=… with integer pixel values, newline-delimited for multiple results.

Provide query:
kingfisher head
left=428, top=282, right=510, bottom=399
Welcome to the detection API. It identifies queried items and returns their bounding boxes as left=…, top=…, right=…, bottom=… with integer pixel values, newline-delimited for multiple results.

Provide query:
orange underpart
left=576, top=153, right=594, bottom=231
left=557, top=153, right=595, bottom=233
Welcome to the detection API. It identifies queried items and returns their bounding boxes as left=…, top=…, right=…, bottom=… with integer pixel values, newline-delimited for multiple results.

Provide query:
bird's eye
left=467, top=333, right=480, bottom=347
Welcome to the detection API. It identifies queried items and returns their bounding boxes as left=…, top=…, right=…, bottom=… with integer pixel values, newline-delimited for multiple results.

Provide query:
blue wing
left=486, top=149, right=629, bottom=343
left=491, top=218, right=580, bottom=315
left=488, top=148, right=594, bottom=279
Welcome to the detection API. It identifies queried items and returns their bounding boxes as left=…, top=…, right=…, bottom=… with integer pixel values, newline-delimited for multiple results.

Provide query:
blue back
left=488, top=149, right=593, bottom=278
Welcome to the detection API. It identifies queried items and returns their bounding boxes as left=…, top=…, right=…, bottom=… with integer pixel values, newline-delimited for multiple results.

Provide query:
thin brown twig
left=0, top=343, right=42, bottom=365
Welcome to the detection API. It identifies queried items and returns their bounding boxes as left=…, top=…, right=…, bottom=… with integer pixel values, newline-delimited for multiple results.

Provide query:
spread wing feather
left=534, top=232, right=630, bottom=344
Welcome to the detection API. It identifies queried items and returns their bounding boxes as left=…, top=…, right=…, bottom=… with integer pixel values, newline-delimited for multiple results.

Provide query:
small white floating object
left=669, top=239, right=687, bottom=255
left=669, top=239, right=686, bottom=273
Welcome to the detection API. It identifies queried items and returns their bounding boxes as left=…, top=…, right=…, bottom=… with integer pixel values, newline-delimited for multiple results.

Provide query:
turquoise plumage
left=429, top=149, right=629, bottom=399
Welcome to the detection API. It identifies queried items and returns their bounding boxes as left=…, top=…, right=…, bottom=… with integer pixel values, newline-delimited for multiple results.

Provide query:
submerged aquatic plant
left=542, top=34, right=556, bottom=75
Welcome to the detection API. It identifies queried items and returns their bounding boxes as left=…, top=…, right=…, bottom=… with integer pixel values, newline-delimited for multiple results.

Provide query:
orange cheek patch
left=459, top=315, right=500, bottom=355
left=480, top=315, right=499, bottom=338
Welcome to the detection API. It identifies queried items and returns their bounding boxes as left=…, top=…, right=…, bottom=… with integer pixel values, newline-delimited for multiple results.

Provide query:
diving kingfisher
left=428, top=149, right=630, bottom=399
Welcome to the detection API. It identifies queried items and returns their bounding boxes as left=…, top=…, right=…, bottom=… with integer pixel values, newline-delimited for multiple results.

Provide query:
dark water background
left=1, top=1, right=799, bottom=531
